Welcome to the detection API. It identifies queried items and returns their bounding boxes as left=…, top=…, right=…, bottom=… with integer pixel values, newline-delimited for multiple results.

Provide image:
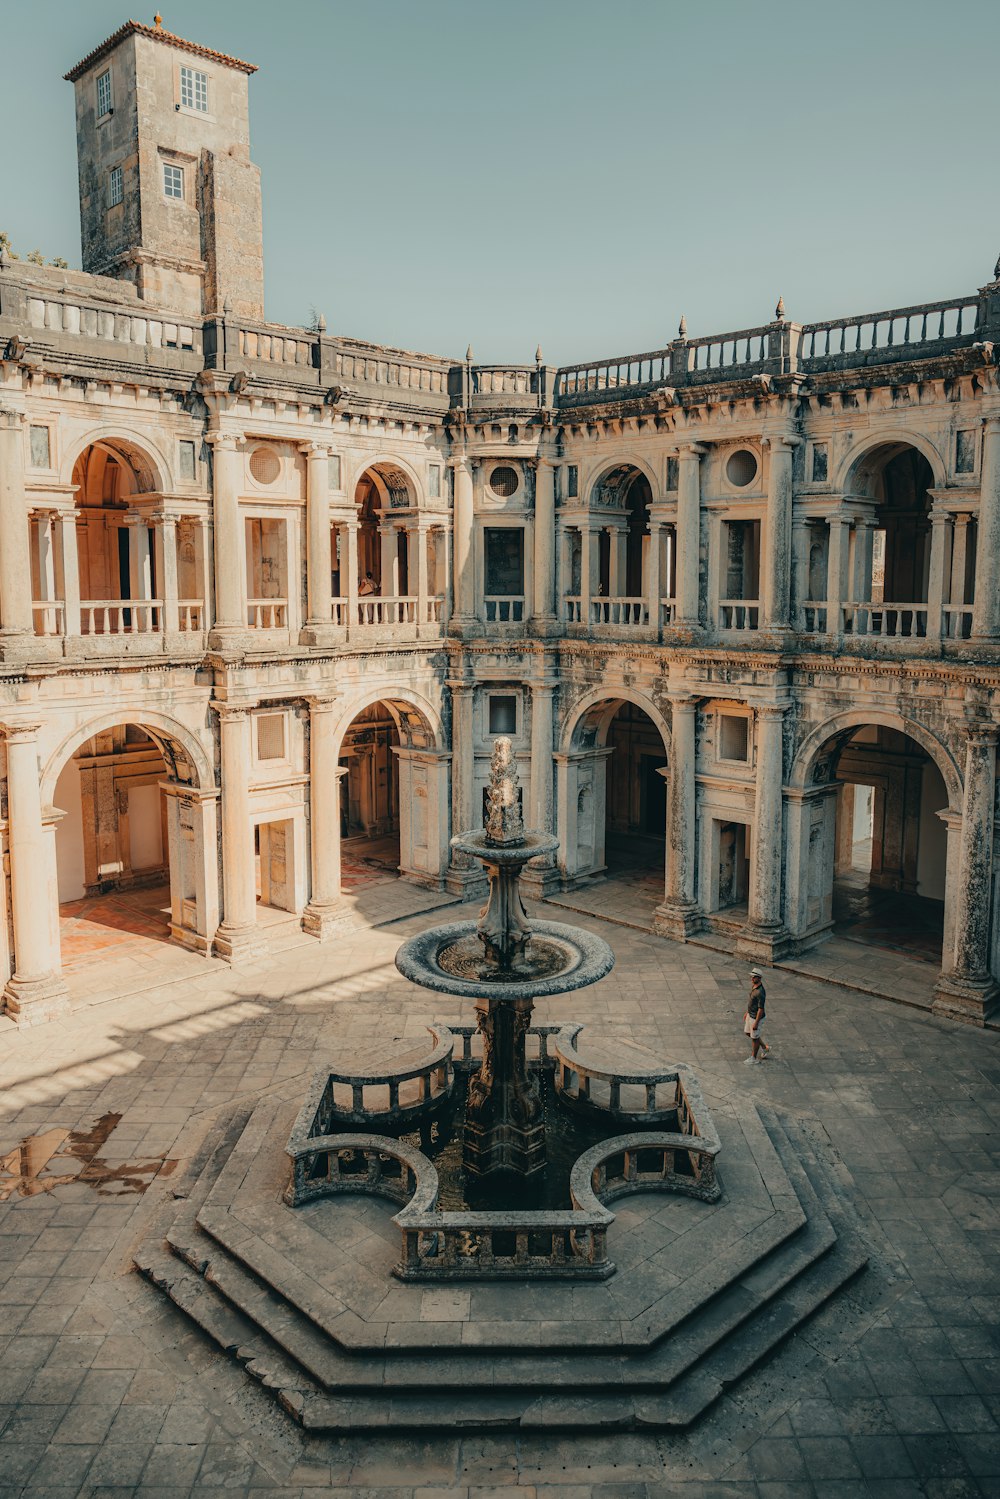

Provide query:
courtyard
left=1, top=897, right=998, bottom=1497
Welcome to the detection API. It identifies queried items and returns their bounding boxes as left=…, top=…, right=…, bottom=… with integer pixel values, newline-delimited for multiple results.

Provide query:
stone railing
left=32, top=600, right=65, bottom=637
left=799, top=296, right=980, bottom=370
left=247, top=598, right=287, bottom=628
left=236, top=322, right=314, bottom=366
left=799, top=603, right=829, bottom=633
left=177, top=600, right=204, bottom=631
left=719, top=599, right=760, bottom=631
left=24, top=294, right=199, bottom=353
left=943, top=604, right=973, bottom=640
left=843, top=601, right=927, bottom=639
left=590, top=596, right=648, bottom=627
left=81, top=599, right=163, bottom=634
left=660, top=597, right=678, bottom=626
left=484, top=595, right=525, bottom=623
left=331, top=346, right=450, bottom=394
left=357, top=595, right=418, bottom=626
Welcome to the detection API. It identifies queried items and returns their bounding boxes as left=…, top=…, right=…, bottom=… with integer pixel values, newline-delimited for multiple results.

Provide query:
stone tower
left=64, top=15, right=264, bottom=319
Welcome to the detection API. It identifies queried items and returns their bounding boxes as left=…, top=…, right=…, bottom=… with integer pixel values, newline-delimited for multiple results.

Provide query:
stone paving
left=0, top=895, right=999, bottom=1496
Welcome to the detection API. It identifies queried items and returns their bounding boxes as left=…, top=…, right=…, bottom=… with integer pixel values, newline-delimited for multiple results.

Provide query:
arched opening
left=562, top=696, right=669, bottom=921
left=590, top=465, right=653, bottom=602
left=846, top=443, right=936, bottom=638
left=354, top=463, right=413, bottom=603
left=67, top=440, right=163, bottom=635
left=53, top=724, right=176, bottom=975
left=813, top=724, right=949, bottom=963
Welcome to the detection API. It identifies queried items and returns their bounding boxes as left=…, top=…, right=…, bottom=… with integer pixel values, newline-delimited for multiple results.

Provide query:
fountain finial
left=484, top=737, right=525, bottom=847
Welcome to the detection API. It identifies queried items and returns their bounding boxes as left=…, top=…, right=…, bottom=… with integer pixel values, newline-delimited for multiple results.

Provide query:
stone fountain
left=395, top=736, right=615, bottom=1178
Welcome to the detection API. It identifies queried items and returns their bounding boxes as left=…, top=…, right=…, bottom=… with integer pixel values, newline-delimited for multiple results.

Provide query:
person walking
left=743, top=966, right=770, bottom=1063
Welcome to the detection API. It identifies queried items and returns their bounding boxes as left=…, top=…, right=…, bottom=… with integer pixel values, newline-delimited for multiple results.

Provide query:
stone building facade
left=2, top=17, right=1000, bottom=1026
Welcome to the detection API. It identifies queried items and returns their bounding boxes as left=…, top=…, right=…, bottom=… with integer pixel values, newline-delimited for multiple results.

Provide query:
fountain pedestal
left=464, top=993, right=545, bottom=1177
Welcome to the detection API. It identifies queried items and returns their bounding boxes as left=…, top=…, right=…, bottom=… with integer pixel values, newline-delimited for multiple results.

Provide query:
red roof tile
left=65, top=19, right=257, bottom=82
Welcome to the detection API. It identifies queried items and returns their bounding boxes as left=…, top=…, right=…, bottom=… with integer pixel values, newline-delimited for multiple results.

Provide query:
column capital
left=1, top=721, right=42, bottom=744
left=0, top=407, right=26, bottom=431
left=677, top=440, right=708, bottom=458
left=307, top=693, right=340, bottom=715
left=963, top=722, right=999, bottom=748
left=205, top=430, right=244, bottom=452
left=981, top=414, right=1000, bottom=434
left=762, top=432, right=802, bottom=451
left=755, top=703, right=789, bottom=723
left=299, top=440, right=331, bottom=459
left=446, top=678, right=474, bottom=696
left=211, top=701, right=257, bottom=722
left=667, top=693, right=699, bottom=713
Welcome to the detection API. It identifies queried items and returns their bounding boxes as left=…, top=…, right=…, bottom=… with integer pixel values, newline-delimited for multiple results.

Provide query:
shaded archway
left=67, top=440, right=163, bottom=635
left=588, top=464, right=653, bottom=601
left=843, top=440, right=938, bottom=639
left=353, top=462, right=415, bottom=600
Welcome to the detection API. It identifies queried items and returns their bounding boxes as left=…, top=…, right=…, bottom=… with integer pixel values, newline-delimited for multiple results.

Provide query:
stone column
left=303, top=695, right=348, bottom=939
left=826, top=512, right=847, bottom=638
left=521, top=679, right=557, bottom=897
left=415, top=521, right=430, bottom=626
left=925, top=508, right=949, bottom=641
left=972, top=414, right=1000, bottom=639
left=302, top=441, right=333, bottom=642
left=451, top=455, right=476, bottom=627
left=653, top=695, right=700, bottom=939
left=531, top=457, right=556, bottom=631
left=379, top=523, right=397, bottom=599
left=55, top=510, right=81, bottom=638
left=207, top=432, right=245, bottom=644
left=646, top=520, right=662, bottom=631
left=344, top=519, right=359, bottom=634
left=933, top=724, right=1000, bottom=1024
left=154, top=516, right=180, bottom=634
left=578, top=523, right=593, bottom=625
left=762, top=436, right=797, bottom=630
left=446, top=680, right=484, bottom=895
left=0, top=410, right=33, bottom=654
left=740, top=704, right=789, bottom=960
left=610, top=528, right=627, bottom=598
left=213, top=704, right=265, bottom=960
left=676, top=442, right=705, bottom=626
left=791, top=518, right=811, bottom=628
left=2, top=723, right=69, bottom=1024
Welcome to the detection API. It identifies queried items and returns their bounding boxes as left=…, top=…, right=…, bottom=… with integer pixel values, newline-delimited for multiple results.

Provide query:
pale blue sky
left=3, top=0, right=998, bottom=365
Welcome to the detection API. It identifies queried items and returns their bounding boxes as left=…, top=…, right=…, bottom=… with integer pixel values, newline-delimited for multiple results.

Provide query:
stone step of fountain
left=135, top=1100, right=866, bottom=1435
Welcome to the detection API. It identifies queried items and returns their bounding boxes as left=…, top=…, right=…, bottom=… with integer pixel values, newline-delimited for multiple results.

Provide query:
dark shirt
left=748, top=980, right=766, bottom=1019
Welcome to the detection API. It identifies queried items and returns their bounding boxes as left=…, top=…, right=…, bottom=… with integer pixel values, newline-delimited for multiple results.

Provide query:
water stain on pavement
left=0, top=1111, right=177, bottom=1200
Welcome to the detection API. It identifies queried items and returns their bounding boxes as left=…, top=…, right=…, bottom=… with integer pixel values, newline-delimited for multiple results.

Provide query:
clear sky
left=3, top=0, right=998, bottom=366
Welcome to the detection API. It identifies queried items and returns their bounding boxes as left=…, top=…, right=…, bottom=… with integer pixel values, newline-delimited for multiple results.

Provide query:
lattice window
left=108, top=166, right=123, bottom=208
left=180, top=66, right=208, bottom=112
left=96, top=70, right=112, bottom=117
left=163, top=163, right=184, bottom=200
left=255, top=713, right=286, bottom=762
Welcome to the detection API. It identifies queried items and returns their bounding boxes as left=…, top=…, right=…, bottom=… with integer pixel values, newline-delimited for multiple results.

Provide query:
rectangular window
left=488, top=695, right=517, bottom=735
left=255, top=713, right=286, bottom=762
left=179, top=440, right=197, bottom=481
left=719, top=714, right=749, bottom=763
left=29, top=425, right=51, bottom=468
left=566, top=464, right=579, bottom=498
left=428, top=463, right=441, bottom=499
left=163, top=163, right=184, bottom=200
left=811, top=443, right=829, bottom=483
left=484, top=528, right=524, bottom=595
left=666, top=456, right=679, bottom=491
left=328, top=454, right=342, bottom=491
left=108, top=166, right=123, bottom=208
left=956, top=429, right=976, bottom=474
left=180, top=66, right=208, bottom=112
left=96, top=70, right=112, bottom=118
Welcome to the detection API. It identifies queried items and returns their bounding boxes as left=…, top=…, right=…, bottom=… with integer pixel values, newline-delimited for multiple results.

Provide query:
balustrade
left=800, top=296, right=979, bottom=364
left=589, top=596, right=647, bottom=627
left=843, top=601, right=928, bottom=639
left=246, top=598, right=287, bottom=629
left=484, top=595, right=524, bottom=623
left=31, top=600, right=65, bottom=637
left=798, top=603, right=828, bottom=633
left=943, top=604, right=974, bottom=640
left=660, top=598, right=677, bottom=626
left=718, top=599, right=760, bottom=631
left=80, top=599, right=163, bottom=635
left=26, top=296, right=198, bottom=352
left=176, top=600, right=204, bottom=632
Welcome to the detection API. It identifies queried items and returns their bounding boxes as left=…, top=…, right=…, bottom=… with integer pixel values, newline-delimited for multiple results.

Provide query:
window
left=249, top=446, right=281, bottom=485
left=666, top=456, right=679, bottom=491
left=179, top=440, right=197, bottom=481
left=488, top=695, right=517, bottom=735
left=328, top=454, right=342, bottom=491
left=566, top=464, right=579, bottom=498
left=162, top=163, right=184, bottom=200
left=490, top=465, right=519, bottom=498
left=180, top=66, right=208, bottom=112
left=29, top=426, right=51, bottom=468
left=726, top=448, right=758, bottom=488
left=811, top=443, right=829, bottom=483
left=255, top=713, right=286, bottom=762
left=428, top=463, right=441, bottom=499
left=96, top=70, right=112, bottom=118
left=484, top=528, right=524, bottom=595
left=956, top=430, right=976, bottom=475
left=108, top=166, right=123, bottom=208
left=719, top=714, right=749, bottom=763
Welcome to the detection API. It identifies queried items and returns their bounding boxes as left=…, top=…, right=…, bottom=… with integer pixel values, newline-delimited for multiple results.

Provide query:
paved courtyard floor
left=1, top=897, right=998, bottom=1497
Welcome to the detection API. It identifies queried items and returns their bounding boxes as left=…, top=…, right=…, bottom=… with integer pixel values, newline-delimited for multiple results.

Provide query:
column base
left=302, top=900, right=353, bottom=940
left=0, top=629, right=38, bottom=663
left=652, top=900, right=702, bottom=941
left=520, top=859, right=562, bottom=899
left=207, top=626, right=250, bottom=655
left=932, top=970, right=1000, bottom=1027
left=736, top=923, right=793, bottom=963
left=447, top=615, right=483, bottom=641
left=527, top=614, right=560, bottom=638
left=2, top=971, right=71, bottom=1027
left=299, top=623, right=346, bottom=649
left=213, top=921, right=269, bottom=963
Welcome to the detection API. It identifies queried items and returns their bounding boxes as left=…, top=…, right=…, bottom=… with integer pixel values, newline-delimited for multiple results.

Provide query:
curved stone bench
left=554, top=1022, right=714, bottom=1134
left=572, top=1131, right=722, bottom=1210
left=288, top=1023, right=455, bottom=1147
left=284, top=1132, right=438, bottom=1211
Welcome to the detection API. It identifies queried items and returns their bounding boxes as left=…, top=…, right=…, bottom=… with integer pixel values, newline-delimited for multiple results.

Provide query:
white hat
left=750, top=966, right=762, bottom=977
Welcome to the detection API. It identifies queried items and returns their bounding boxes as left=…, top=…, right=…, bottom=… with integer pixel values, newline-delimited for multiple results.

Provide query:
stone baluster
left=0, top=410, right=34, bottom=653
left=212, top=703, right=264, bottom=960
left=741, top=704, right=788, bottom=959
left=676, top=442, right=706, bottom=626
left=653, top=694, right=699, bottom=939
left=304, top=695, right=348, bottom=939
left=207, top=431, right=245, bottom=642
left=1, top=722, right=69, bottom=1024
left=933, top=724, right=999, bottom=1024
left=302, top=441, right=333, bottom=641
left=762, top=435, right=797, bottom=630
left=972, top=414, right=1000, bottom=639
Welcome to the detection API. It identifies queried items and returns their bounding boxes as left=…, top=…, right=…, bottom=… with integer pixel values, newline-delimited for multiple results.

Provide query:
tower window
left=163, top=163, right=184, bottom=200
left=180, top=66, right=209, bottom=112
left=566, top=464, right=579, bottom=498
left=108, top=166, right=123, bottom=208
left=96, top=70, right=112, bottom=118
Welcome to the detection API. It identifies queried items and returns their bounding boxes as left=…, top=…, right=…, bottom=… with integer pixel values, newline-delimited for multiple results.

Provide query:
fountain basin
left=450, top=829, right=560, bottom=864
left=395, top=918, right=615, bottom=1001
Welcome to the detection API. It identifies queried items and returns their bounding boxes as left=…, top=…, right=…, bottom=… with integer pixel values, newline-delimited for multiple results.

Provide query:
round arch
left=40, top=709, right=213, bottom=805
left=583, top=456, right=660, bottom=507
left=331, top=686, right=443, bottom=758
left=349, top=454, right=424, bottom=509
left=835, top=429, right=947, bottom=496
left=560, top=685, right=672, bottom=760
left=790, top=707, right=962, bottom=810
left=62, top=426, right=171, bottom=495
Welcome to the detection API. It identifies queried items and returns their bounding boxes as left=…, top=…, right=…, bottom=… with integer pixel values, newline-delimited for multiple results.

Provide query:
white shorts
left=743, top=1013, right=762, bottom=1038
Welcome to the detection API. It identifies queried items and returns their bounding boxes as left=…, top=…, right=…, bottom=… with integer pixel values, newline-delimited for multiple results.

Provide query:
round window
left=726, top=449, right=758, bottom=488
left=490, top=465, right=519, bottom=498
left=249, top=446, right=281, bottom=485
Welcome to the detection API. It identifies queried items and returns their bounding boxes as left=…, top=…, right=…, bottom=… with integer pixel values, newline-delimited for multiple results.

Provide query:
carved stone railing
left=660, top=597, right=677, bottom=626
left=177, top=600, right=204, bottom=631
left=81, top=599, right=162, bottom=634
left=32, top=600, right=65, bottom=637
left=24, top=294, right=199, bottom=353
left=247, top=598, right=287, bottom=628
left=484, top=595, right=524, bottom=623
left=843, top=601, right=927, bottom=639
left=943, top=604, right=973, bottom=640
left=590, top=596, right=648, bottom=627
left=719, top=599, right=760, bottom=631
left=798, top=603, right=828, bottom=633
left=799, top=296, right=980, bottom=370
left=357, top=595, right=417, bottom=625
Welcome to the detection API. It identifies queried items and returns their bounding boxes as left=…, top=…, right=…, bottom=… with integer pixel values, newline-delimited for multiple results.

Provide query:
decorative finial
left=484, top=738, right=525, bottom=848
left=466, top=343, right=474, bottom=364
left=222, top=295, right=232, bottom=316
left=154, top=12, right=163, bottom=27
left=535, top=344, right=543, bottom=364
left=775, top=295, right=785, bottom=322
left=678, top=315, right=687, bottom=338
left=317, top=314, right=326, bottom=333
